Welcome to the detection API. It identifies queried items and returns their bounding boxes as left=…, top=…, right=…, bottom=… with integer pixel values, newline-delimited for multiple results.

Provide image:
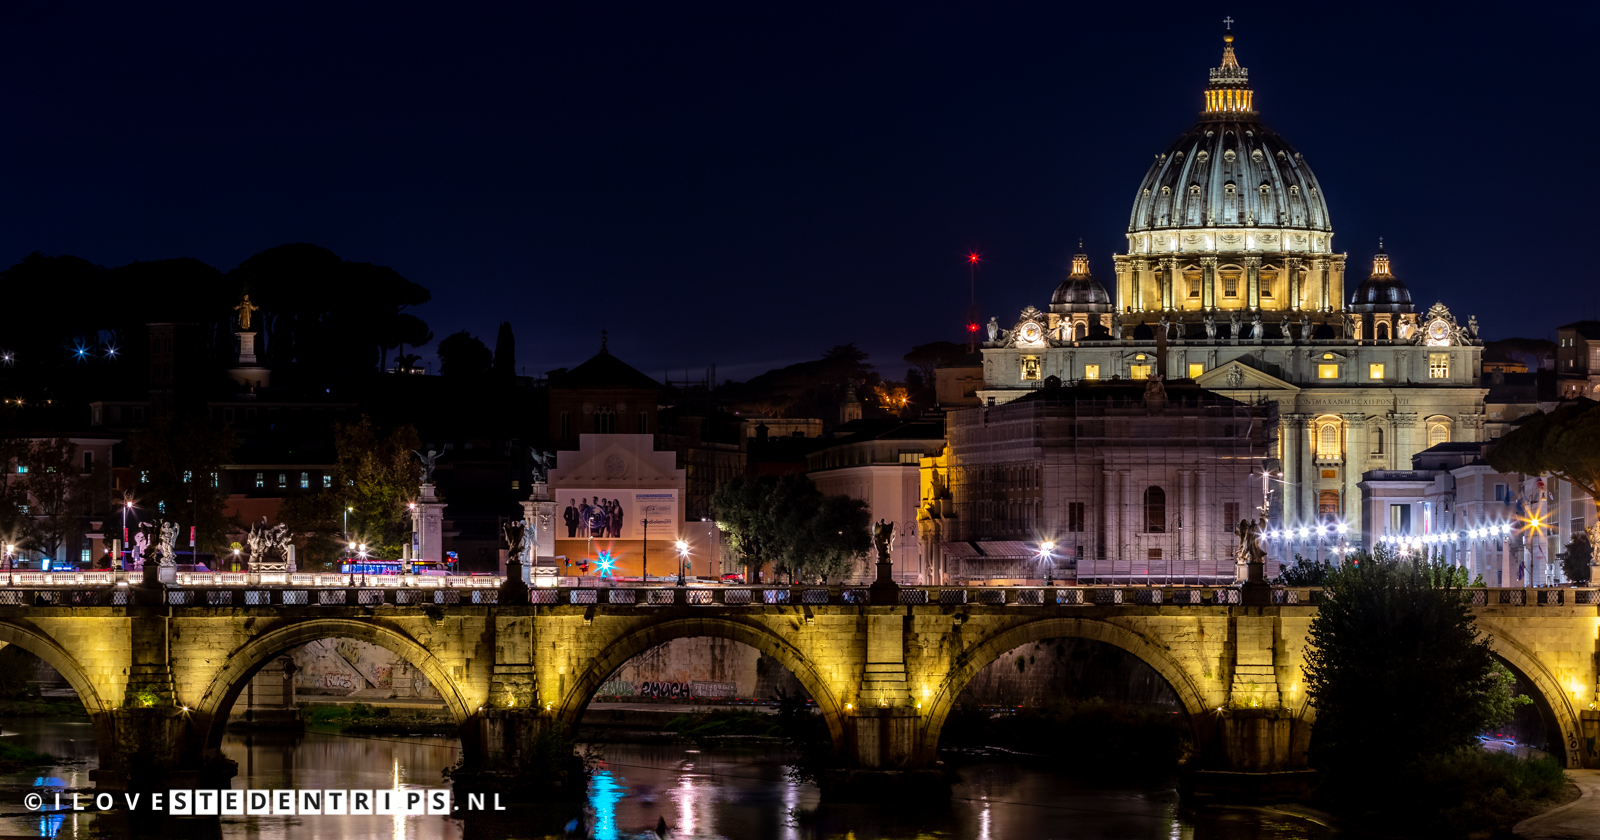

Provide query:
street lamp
left=344, top=507, right=354, bottom=560
left=1038, top=541, right=1056, bottom=586
left=675, top=540, right=690, bottom=586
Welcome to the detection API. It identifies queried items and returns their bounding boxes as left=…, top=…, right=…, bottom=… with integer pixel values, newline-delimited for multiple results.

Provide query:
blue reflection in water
left=32, top=778, right=65, bottom=788
left=589, top=769, right=626, bottom=840
left=36, top=812, right=63, bottom=838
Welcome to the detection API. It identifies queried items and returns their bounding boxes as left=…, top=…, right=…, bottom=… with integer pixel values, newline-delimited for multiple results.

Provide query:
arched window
left=1318, top=423, right=1340, bottom=459
left=1143, top=486, right=1166, bottom=533
left=1073, top=321, right=1086, bottom=341
left=1371, top=428, right=1384, bottom=455
left=593, top=405, right=616, bottom=433
left=1376, top=322, right=1390, bottom=341
left=1429, top=423, right=1450, bottom=447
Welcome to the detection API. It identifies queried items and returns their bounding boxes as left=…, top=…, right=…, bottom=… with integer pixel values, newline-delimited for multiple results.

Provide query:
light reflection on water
left=0, top=718, right=1330, bottom=840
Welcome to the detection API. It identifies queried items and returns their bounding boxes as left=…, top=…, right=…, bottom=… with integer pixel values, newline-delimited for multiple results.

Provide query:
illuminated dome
left=1126, top=29, right=1331, bottom=236
left=1348, top=242, right=1413, bottom=313
left=1050, top=248, right=1113, bottom=314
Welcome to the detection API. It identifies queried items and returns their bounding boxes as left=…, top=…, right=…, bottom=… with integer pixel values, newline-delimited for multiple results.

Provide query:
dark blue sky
left=2, top=2, right=1594, bottom=382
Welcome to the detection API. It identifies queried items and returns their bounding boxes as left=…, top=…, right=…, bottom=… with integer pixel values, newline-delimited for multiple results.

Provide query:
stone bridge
left=0, top=580, right=1596, bottom=792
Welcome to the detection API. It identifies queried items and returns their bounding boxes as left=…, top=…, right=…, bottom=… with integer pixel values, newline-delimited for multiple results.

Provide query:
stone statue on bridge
left=528, top=447, right=552, bottom=483
left=872, top=519, right=895, bottom=563
left=503, top=520, right=533, bottom=565
left=246, top=521, right=291, bottom=572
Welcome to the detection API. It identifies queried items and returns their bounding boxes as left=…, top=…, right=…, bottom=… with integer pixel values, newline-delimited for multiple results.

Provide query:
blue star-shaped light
left=595, top=550, right=615, bottom=579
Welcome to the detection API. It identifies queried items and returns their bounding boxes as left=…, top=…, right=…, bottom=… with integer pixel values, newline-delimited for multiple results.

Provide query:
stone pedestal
left=519, top=482, right=558, bottom=585
left=226, top=331, right=271, bottom=390
left=849, top=706, right=920, bottom=769
left=417, top=484, right=446, bottom=564
left=868, top=554, right=900, bottom=605
left=449, top=709, right=585, bottom=803
left=91, top=707, right=236, bottom=792
left=1212, top=708, right=1311, bottom=772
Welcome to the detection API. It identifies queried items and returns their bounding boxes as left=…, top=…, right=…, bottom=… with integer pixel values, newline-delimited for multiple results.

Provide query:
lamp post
left=642, top=514, right=649, bottom=583
left=1038, top=541, right=1056, bottom=586
left=122, top=497, right=134, bottom=570
left=344, top=507, right=353, bottom=561
left=675, top=540, right=689, bottom=586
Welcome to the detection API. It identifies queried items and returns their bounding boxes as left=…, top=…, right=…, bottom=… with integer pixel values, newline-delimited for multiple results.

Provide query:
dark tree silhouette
left=493, top=322, right=516, bottom=378
left=437, top=331, right=492, bottom=377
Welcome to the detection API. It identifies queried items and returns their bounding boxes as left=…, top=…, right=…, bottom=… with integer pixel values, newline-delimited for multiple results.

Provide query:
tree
left=1488, top=400, right=1600, bottom=522
left=277, top=491, right=344, bottom=571
left=903, top=341, right=969, bottom=382
left=1558, top=531, right=1594, bottom=584
left=712, top=474, right=870, bottom=583
left=379, top=313, right=433, bottom=372
left=784, top=493, right=871, bottom=581
left=1304, top=548, right=1527, bottom=778
left=9, top=439, right=108, bottom=562
left=493, top=322, right=516, bottom=378
left=437, top=331, right=492, bottom=378
left=331, top=418, right=421, bottom=559
left=128, top=416, right=240, bottom=554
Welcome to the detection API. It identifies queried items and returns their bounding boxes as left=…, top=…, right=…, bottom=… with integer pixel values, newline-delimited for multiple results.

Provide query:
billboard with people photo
left=558, top=490, right=678, bottom=540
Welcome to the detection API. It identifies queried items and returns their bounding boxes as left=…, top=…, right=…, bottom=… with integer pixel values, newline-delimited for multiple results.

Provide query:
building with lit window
left=968, top=27, right=1486, bottom=547
left=919, top=379, right=1271, bottom=584
left=1556, top=321, right=1600, bottom=399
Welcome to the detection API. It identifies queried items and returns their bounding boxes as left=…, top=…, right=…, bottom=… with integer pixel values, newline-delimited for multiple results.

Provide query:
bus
left=338, top=558, right=457, bottom=576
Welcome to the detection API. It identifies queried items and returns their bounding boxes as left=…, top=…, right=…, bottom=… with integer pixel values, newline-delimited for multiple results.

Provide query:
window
left=1223, top=276, right=1238, bottom=297
left=1143, top=486, right=1166, bottom=533
left=1318, top=364, right=1339, bottom=379
left=255, top=472, right=264, bottom=488
left=1389, top=503, right=1411, bottom=534
left=82, top=451, right=93, bottom=474
left=594, top=405, right=616, bottom=433
left=560, top=411, right=571, bottom=439
left=1261, top=285, right=1273, bottom=298
left=1376, top=322, right=1389, bottom=341
left=1318, top=423, right=1340, bottom=459
left=1429, top=423, right=1450, bottom=447
left=898, top=451, right=920, bottom=464
left=1223, top=502, right=1240, bottom=530
left=183, top=470, right=192, bottom=484
left=1369, top=363, right=1385, bottom=380
left=1372, top=428, right=1384, bottom=455
left=1021, top=357, right=1041, bottom=381
left=211, top=472, right=219, bottom=488
left=1494, top=483, right=1508, bottom=502
left=1319, top=490, right=1340, bottom=518
left=277, top=473, right=287, bottom=488
left=638, top=411, right=648, bottom=433
left=1429, top=353, right=1450, bottom=379
left=1068, top=501, right=1086, bottom=532
left=1084, top=364, right=1100, bottom=380
left=1073, top=322, right=1086, bottom=341
left=1148, top=548, right=1163, bottom=562
left=1188, top=279, right=1201, bottom=298
left=322, top=475, right=332, bottom=489
left=1130, top=364, right=1152, bottom=380
left=300, top=472, right=310, bottom=489
left=1188, top=363, right=1204, bottom=379
left=132, top=407, right=144, bottom=422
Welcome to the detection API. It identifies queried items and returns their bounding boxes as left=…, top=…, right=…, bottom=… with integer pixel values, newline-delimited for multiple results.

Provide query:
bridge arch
left=919, top=617, right=1212, bottom=760
left=1482, top=625, right=1585, bottom=768
left=554, top=617, right=847, bottom=747
left=192, top=618, right=471, bottom=753
left=0, top=621, right=111, bottom=715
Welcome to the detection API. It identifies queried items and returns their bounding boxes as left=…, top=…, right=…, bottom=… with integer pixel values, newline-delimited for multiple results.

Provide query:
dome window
left=1251, top=149, right=1264, bottom=162
left=1175, top=151, right=1185, bottom=159
left=1161, top=186, right=1171, bottom=196
left=1196, top=150, right=1209, bottom=162
left=1189, top=185, right=1202, bottom=197
left=1223, top=150, right=1236, bottom=162
left=1276, top=150, right=1287, bottom=160
left=1258, top=183, right=1270, bottom=195
left=1309, top=187, right=1317, bottom=197
left=1289, top=185, right=1300, bottom=196
left=1224, top=182, right=1237, bottom=194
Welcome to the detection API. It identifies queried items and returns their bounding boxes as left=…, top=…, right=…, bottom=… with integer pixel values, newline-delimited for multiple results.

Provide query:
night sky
left=3, top=2, right=1595, bottom=383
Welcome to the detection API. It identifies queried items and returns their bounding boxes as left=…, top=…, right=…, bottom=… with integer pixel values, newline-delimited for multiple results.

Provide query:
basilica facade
left=926, top=28, right=1486, bottom=577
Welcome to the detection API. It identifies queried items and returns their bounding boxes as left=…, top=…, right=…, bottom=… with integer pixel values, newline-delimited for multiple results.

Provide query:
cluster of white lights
left=1378, top=522, right=1513, bottom=551
left=1264, top=522, right=1348, bottom=541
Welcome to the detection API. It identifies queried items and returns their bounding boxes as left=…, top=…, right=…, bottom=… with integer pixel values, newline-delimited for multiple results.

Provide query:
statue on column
left=413, top=449, right=439, bottom=484
left=873, top=519, right=896, bottom=562
left=1250, top=312, right=1263, bottom=341
left=1229, top=311, right=1241, bottom=339
left=986, top=317, right=1000, bottom=343
left=1204, top=313, right=1217, bottom=340
left=233, top=294, right=260, bottom=330
left=528, top=447, right=553, bottom=483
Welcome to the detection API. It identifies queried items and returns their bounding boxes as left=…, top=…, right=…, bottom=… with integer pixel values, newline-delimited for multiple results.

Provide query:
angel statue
left=503, top=520, right=533, bottom=565
left=156, top=521, right=179, bottom=567
left=872, top=519, right=895, bottom=563
left=1203, top=312, right=1217, bottom=340
left=1250, top=312, right=1263, bottom=340
left=1229, top=311, right=1241, bottom=339
left=413, top=449, right=439, bottom=484
left=528, top=447, right=553, bottom=483
left=986, top=317, right=1000, bottom=343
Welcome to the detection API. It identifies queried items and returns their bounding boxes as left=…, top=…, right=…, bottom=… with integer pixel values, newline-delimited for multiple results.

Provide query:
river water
left=0, top=717, right=1330, bottom=840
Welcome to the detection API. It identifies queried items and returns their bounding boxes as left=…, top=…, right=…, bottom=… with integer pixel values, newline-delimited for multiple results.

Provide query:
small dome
left=1050, top=249, right=1113, bottom=313
left=1348, top=242, right=1413, bottom=313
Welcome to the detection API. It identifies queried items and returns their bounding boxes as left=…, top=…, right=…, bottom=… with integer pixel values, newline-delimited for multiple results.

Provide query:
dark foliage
left=1558, top=531, right=1593, bottom=584
left=938, top=699, right=1192, bottom=778
left=437, top=330, right=492, bottom=378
